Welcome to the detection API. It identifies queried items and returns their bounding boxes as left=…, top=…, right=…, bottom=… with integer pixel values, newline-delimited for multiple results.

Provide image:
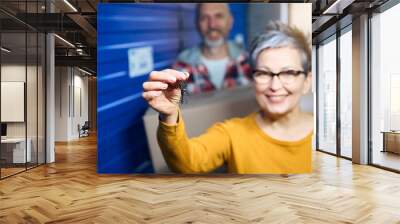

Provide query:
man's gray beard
left=204, top=37, right=225, bottom=49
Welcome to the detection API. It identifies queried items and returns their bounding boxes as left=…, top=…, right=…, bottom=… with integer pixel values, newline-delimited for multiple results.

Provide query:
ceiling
left=0, top=0, right=394, bottom=75
left=310, top=0, right=390, bottom=43
left=0, top=0, right=98, bottom=73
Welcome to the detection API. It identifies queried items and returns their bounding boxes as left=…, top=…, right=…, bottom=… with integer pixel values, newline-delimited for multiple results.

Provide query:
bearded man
left=172, top=3, right=252, bottom=94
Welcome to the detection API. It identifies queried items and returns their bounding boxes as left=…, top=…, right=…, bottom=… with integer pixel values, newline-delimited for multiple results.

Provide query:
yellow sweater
left=157, top=112, right=312, bottom=174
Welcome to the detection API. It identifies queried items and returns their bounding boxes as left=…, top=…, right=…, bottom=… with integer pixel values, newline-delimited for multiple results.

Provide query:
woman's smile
left=266, top=94, right=289, bottom=103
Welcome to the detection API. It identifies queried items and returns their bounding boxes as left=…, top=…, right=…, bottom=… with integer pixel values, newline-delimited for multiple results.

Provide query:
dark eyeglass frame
left=252, top=69, right=306, bottom=84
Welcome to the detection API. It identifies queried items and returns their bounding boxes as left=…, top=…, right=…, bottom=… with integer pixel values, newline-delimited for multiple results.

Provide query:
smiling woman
left=142, top=21, right=313, bottom=174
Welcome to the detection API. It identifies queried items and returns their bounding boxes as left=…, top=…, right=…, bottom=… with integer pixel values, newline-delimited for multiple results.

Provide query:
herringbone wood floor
left=1, top=134, right=400, bottom=224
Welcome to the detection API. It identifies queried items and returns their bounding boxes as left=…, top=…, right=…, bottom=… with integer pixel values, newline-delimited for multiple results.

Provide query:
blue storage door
left=97, top=3, right=182, bottom=173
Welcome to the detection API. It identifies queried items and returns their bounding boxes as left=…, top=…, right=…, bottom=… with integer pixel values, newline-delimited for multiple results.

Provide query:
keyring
left=178, top=72, right=189, bottom=104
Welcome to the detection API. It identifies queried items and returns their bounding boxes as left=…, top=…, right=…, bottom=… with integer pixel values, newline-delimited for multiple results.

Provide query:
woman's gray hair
left=249, top=21, right=311, bottom=72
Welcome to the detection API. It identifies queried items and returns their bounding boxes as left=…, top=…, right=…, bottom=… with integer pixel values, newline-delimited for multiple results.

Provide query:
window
left=317, top=35, right=337, bottom=155
left=339, top=27, right=352, bottom=158
left=0, top=1, right=47, bottom=179
left=370, top=2, right=400, bottom=171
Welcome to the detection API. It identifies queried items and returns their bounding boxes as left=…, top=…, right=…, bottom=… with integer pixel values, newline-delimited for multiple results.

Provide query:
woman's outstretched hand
left=142, top=69, right=189, bottom=124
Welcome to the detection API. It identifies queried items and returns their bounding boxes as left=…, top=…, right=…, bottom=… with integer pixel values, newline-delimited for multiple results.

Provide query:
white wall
left=1, top=65, right=39, bottom=137
left=55, top=67, right=89, bottom=141
left=72, top=73, right=89, bottom=138
left=288, top=3, right=312, bottom=37
left=55, top=66, right=70, bottom=141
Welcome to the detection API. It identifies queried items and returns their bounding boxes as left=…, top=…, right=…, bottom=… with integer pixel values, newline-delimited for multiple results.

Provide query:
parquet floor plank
left=0, top=134, right=400, bottom=223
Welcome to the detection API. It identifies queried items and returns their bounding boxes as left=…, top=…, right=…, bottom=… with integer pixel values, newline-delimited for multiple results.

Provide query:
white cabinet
left=382, top=132, right=400, bottom=154
left=1, top=138, right=32, bottom=163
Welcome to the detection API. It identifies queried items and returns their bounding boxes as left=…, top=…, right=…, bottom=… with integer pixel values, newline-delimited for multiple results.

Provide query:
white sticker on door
left=128, top=46, right=154, bottom=78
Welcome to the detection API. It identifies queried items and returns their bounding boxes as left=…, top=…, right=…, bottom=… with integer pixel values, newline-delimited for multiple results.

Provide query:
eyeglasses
left=252, top=69, right=305, bottom=85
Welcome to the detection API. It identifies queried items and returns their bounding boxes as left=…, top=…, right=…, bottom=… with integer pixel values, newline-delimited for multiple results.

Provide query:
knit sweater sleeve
left=157, top=112, right=231, bottom=173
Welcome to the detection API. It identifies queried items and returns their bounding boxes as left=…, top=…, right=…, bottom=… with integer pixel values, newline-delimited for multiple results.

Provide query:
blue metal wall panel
left=180, top=4, right=202, bottom=48
left=98, top=3, right=183, bottom=173
left=229, top=4, right=248, bottom=47
left=97, top=3, right=248, bottom=174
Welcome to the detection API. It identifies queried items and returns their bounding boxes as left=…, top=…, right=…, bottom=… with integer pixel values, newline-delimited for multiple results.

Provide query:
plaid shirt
left=172, top=41, right=252, bottom=94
